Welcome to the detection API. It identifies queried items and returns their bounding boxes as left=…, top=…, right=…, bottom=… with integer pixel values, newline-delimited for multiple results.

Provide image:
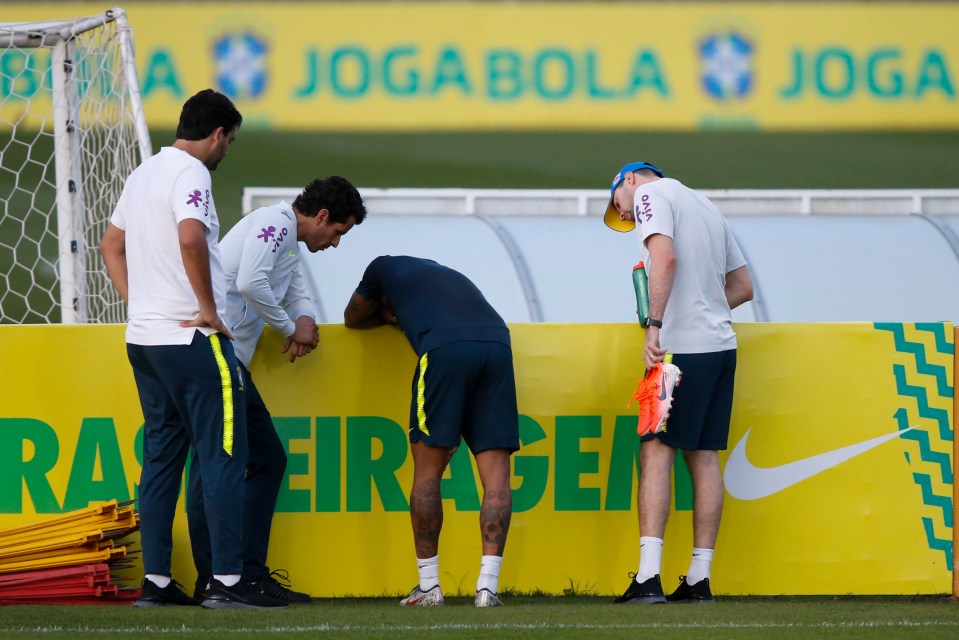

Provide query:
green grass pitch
left=1, top=595, right=958, bottom=639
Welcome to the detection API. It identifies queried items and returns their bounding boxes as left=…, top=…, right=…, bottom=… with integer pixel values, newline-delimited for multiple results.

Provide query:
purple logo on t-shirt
left=186, top=190, right=202, bottom=207
left=635, top=193, right=653, bottom=224
left=257, top=225, right=290, bottom=253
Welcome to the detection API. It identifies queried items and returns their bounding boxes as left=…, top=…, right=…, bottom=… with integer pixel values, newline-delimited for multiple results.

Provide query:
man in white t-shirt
left=100, top=89, right=284, bottom=610
left=187, top=176, right=367, bottom=604
left=603, top=161, right=754, bottom=605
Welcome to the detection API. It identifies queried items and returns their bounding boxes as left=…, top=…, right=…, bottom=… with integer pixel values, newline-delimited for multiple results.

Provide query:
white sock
left=476, top=555, right=503, bottom=593
left=686, top=547, right=714, bottom=585
left=145, top=574, right=171, bottom=588
left=214, top=574, right=241, bottom=587
left=636, top=536, right=664, bottom=583
left=417, top=554, right=440, bottom=590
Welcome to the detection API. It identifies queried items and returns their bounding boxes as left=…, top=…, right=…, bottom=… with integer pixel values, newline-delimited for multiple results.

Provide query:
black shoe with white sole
left=614, top=573, right=667, bottom=604
left=248, top=570, right=312, bottom=604
left=201, top=578, right=288, bottom=610
left=666, top=576, right=715, bottom=603
left=134, top=578, right=200, bottom=607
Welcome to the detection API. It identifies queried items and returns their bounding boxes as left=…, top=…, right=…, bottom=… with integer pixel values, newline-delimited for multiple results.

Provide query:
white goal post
left=0, top=7, right=151, bottom=324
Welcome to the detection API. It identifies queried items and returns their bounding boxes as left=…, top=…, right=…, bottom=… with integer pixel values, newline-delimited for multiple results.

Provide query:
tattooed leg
left=475, top=448, right=513, bottom=556
left=409, top=441, right=453, bottom=558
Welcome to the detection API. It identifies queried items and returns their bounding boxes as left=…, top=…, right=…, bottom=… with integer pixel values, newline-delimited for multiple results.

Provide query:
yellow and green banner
left=0, top=322, right=952, bottom=595
left=2, top=2, right=956, bottom=130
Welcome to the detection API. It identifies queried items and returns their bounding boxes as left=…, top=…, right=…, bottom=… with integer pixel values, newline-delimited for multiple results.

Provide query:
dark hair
left=176, top=89, right=243, bottom=140
left=294, top=176, right=367, bottom=225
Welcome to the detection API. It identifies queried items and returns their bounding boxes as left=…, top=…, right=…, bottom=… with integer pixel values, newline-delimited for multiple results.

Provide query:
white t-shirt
left=633, top=178, right=746, bottom=353
left=110, top=146, right=226, bottom=345
left=220, top=202, right=316, bottom=367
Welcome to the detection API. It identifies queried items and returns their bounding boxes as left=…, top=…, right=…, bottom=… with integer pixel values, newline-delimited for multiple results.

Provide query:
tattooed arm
left=344, top=291, right=384, bottom=329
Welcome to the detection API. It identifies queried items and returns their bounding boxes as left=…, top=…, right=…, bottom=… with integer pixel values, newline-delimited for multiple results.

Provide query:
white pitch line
left=4, top=621, right=959, bottom=634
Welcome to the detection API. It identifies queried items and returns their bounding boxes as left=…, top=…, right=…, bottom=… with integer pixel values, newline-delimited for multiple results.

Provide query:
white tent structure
left=242, top=188, right=959, bottom=324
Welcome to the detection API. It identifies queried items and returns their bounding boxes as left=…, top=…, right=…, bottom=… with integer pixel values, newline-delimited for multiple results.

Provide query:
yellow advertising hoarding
left=0, top=322, right=952, bottom=596
left=1, top=2, right=956, bottom=130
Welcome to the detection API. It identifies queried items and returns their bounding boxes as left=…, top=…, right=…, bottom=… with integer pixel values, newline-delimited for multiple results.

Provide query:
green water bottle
left=632, top=261, right=650, bottom=326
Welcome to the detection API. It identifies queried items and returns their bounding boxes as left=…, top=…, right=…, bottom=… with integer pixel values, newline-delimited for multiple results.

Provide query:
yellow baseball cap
left=603, top=161, right=664, bottom=232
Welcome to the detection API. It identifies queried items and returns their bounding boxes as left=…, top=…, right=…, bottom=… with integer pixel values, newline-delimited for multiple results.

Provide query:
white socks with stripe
left=636, top=536, right=664, bottom=583
left=476, top=555, right=503, bottom=594
left=686, top=547, right=714, bottom=585
left=417, top=554, right=440, bottom=591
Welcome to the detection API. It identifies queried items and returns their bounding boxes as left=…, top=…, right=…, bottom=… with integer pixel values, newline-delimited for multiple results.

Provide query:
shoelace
left=256, top=576, right=293, bottom=599
left=267, top=568, right=294, bottom=588
left=628, top=380, right=659, bottom=408
left=150, top=579, right=195, bottom=603
left=249, top=569, right=299, bottom=599
left=627, top=363, right=664, bottom=409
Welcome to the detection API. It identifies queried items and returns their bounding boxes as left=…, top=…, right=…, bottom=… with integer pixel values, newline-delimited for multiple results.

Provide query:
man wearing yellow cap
left=604, top=161, right=754, bottom=604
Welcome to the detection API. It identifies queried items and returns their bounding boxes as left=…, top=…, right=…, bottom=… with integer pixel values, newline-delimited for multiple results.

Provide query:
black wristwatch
left=643, top=318, right=663, bottom=329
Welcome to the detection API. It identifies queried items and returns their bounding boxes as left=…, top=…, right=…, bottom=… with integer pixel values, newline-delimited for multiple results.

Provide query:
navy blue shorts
left=408, top=341, right=520, bottom=454
left=642, top=349, right=737, bottom=451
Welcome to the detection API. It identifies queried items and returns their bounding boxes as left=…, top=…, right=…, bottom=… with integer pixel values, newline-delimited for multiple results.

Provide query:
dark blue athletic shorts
left=408, top=340, right=520, bottom=454
left=642, top=349, right=737, bottom=451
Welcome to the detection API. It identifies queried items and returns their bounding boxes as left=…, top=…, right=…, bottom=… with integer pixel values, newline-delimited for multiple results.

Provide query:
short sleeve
left=356, top=256, right=386, bottom=300
left=172, top=164, right=214, bottom=228
left=109, top=183, right=129, bottom=230
left=635, top=183, right=675, bottom=244
left=725, top=228, right=747, bottom=273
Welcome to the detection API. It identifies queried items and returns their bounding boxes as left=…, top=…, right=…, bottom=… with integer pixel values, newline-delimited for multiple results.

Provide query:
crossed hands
left=283, top=315, right=320, bottom=363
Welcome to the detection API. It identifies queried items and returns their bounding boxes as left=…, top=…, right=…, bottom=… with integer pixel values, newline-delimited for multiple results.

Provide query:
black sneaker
left=248, top=569, right=312, bottom=604
left=666, top=576, right=714, bottom=603
left=194, top=577, right=211, bottom=601
left=614, top=573, right=666, bottom=604
left=201, top=577, right=288, bottom=610
left=134, top=577, right=200, bottom=607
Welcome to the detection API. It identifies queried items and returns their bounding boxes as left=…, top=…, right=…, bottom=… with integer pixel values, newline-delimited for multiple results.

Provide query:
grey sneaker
left=474, top=588, right=503, bottom=607
left=399, top=584, right=444, bottom=607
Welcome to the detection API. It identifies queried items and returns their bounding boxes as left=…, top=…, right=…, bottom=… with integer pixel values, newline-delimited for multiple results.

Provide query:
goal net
left=0, top=7, right=151, bottom=324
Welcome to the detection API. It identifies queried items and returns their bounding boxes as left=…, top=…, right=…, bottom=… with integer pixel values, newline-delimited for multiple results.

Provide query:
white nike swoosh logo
left=724, top=425, right=916, bottom=500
